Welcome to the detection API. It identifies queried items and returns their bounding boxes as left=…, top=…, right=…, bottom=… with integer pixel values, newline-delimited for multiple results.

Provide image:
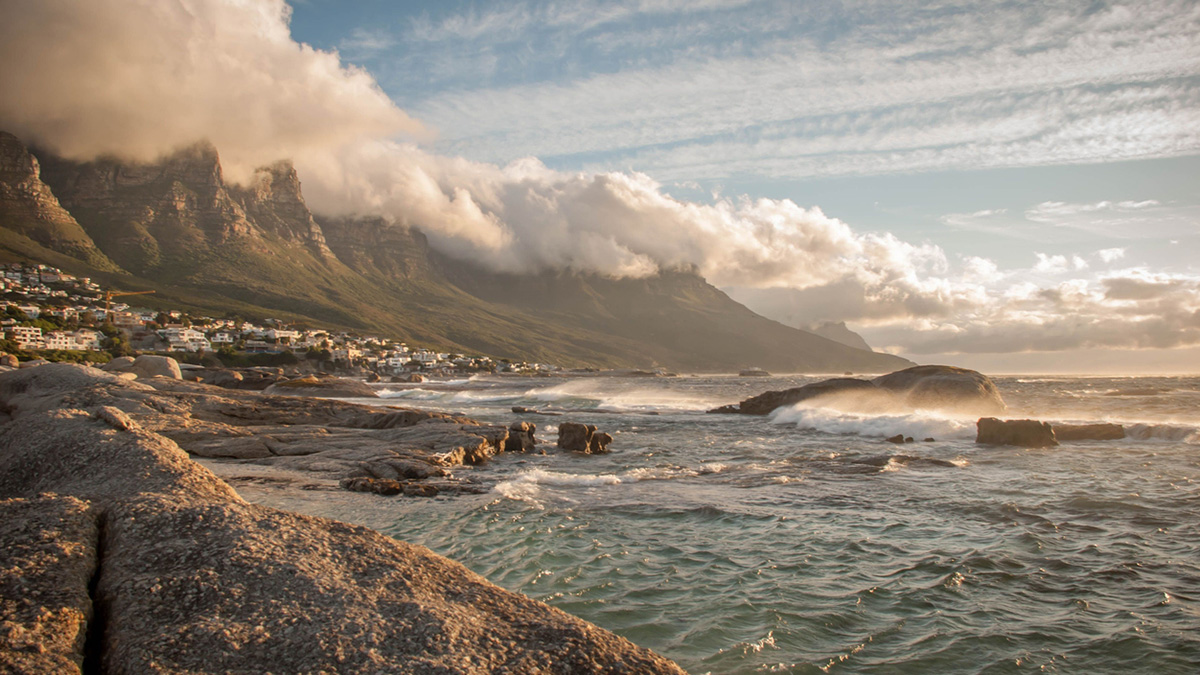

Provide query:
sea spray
left=769, top=404, right=976, bottom=441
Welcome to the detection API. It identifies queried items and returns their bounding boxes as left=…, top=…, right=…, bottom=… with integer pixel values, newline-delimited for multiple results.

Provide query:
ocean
left=236, top=374, right=1200, bottom=674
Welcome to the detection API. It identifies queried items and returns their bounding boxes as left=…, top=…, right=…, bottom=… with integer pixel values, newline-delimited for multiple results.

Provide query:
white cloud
left=3, top=0, right=1198, bottom=360
left=0, top=0, right=426, bottom=180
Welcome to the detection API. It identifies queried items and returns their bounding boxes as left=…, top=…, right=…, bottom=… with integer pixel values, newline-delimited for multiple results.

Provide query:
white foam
left=770, top=404, right=976, bottom=440
left=1126, top=423, right=1200, bottom=444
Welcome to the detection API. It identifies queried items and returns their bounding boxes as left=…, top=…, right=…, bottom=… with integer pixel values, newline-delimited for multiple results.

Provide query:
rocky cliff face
left=318, top=214, right=433, bottom=280
left=0, top=132, right=120, bottom=270
left=35, top=141, right=262, bottom=275
left=808, top=321, right=875, bottom=352
left=230, top=160, right=332, bottom=257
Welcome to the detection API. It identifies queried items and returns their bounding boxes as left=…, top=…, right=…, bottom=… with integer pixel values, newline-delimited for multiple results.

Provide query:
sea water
left=238, top=374, right=1200, bottom=674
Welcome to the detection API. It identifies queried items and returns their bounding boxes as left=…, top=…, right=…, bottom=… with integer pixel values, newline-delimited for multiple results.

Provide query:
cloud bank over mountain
left=1, top=0, right=1197, bottom=361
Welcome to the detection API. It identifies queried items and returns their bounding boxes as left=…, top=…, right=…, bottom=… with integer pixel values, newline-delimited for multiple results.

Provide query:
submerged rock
left=1052, top=423, right=1125, bottom=441
left=976, top=417, right=1058, bottom=448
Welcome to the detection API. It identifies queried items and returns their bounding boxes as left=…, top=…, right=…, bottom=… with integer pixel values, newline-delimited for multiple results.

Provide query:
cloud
left=2, top=0, right=1197, bottom=360
left=0, top=0, right=426, bottom=180
left=402, top=0, right=1200, bottom=179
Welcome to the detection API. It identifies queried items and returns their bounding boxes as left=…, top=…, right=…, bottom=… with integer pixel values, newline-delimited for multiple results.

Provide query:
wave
left=1125, top=423, right=1200, bottom=444
left=493, top=464, right=727, bottom=504
left=769, top=404, right=976, bottom=441
left=380, top=378, right=719, bottom=414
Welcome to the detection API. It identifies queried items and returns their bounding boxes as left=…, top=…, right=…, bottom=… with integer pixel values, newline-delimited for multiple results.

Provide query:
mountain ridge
left=0, top=131, right=911, bottom=373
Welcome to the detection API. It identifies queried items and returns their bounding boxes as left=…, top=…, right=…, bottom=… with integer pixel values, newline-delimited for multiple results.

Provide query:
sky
left=1, top=0, right=1198, bottom=373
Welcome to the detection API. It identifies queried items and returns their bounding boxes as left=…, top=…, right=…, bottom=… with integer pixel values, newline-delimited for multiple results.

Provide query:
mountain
left=0, top=132, right=121, bottom=272
left=808, top=321, right=875, bottom=352
left=0, top=132, right=910, bottom=373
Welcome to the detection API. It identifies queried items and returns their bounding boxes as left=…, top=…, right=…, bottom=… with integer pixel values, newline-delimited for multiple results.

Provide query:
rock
left=557, top=422, right=612, bottom=454
left=505, top=421, right=538, bottom=453
left=557, top=422, right=594, bottom=452
left=1052, top=423, right=1125, bottom=441
left=340, top=476, right=403, bottom=495
left=402, top=483, right=439, bottom=497
left=366, top=372, right=381, bottom=383
left=0, top=352, right=18, bottom=368
left=19, top=358, right=49, bottom=368
left=197, top=368, right=244, bottom=388
left=709, top=377, right=881, bottom=415
left=976, top=417, right=1058, bottom=448
left=129, top=354, right=182, bottom=380
left=589, top=431, right=613, bottom=454
left=100, top=356, right=136, bottom=372
left=873, top=365, right=1005, bottom=415
left=886, top=434, right=906, bottom=444
left=0, top=371, right=685, bottom=673
left=0, top=495, right=97, bottom=674
left=923, top=437, right=935, bottom=442
left=405, top=373, right=425, bottom=383
left=263, top=375, right=378, bottom=398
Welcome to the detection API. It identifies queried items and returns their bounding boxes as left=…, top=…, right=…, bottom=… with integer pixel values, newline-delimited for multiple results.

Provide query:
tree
left=103, top=334, right=134, bottom=358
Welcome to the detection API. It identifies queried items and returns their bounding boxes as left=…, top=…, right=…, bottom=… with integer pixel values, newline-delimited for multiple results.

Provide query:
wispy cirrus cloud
left=941, top=199, right=1200, bottom=242
left=394, top=0, right=1200, bottom=180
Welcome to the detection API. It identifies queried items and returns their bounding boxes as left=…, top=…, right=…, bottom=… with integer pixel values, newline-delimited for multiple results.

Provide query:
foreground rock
left=976, top=417, right=1059, bottom=448
left=711, top=365, right=1006, bottom=416
left=0, top=364, right=524, bottom=493
left=0, top=495, right=97, bottom=674
left=0, top=366, right=686, bottom=673
left=263, top=374, right=378, bottom=398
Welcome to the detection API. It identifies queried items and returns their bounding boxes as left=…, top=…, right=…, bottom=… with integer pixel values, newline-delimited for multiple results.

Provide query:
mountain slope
left=0, top=132, right=121, bottom=272
left=1, top=131, right=911, bottom=372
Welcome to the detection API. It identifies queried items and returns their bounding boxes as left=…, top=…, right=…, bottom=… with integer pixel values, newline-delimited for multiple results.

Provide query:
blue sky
left=3, top=0, right=1198, bottom=371
left=284, top=0, right=1200, bottom=370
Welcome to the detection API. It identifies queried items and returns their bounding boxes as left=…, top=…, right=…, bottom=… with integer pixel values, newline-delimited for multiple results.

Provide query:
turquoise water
left=242, top=375, right=1200, bottom=674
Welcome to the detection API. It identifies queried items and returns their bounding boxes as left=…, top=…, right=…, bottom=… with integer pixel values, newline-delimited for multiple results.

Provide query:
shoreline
left=0, top=362, right=687, bottom=673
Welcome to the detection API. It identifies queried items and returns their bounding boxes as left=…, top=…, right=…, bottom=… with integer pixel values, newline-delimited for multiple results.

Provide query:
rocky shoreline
left=0, top=363, right=685, bottom=673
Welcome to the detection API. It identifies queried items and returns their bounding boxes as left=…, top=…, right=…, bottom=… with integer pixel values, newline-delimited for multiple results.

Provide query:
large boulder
left=709, top=377, right=881, bottom=415
left=100, top=356, right=136, bottom=372
left=263, top=375, right=378, bottom=398
left=197, top=368, right=244, bottom=388
left=873, top=365, right=1005, bottom=415
left=129, top=355, right=182, bottom=380
left=0, top=352, right=18, bottom=369
left=976, top=417, right=1058, bottom=448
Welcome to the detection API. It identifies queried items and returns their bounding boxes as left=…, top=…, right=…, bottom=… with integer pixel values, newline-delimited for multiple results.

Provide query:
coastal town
left=0, top=262, right=555, bottom=376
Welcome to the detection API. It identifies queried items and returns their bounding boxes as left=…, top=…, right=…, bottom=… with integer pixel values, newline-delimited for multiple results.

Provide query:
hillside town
left=0, top=262, right=557, bottom=375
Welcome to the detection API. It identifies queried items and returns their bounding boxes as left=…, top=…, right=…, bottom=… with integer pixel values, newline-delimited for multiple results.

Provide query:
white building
left=9, top=326, right=44, bottom=350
